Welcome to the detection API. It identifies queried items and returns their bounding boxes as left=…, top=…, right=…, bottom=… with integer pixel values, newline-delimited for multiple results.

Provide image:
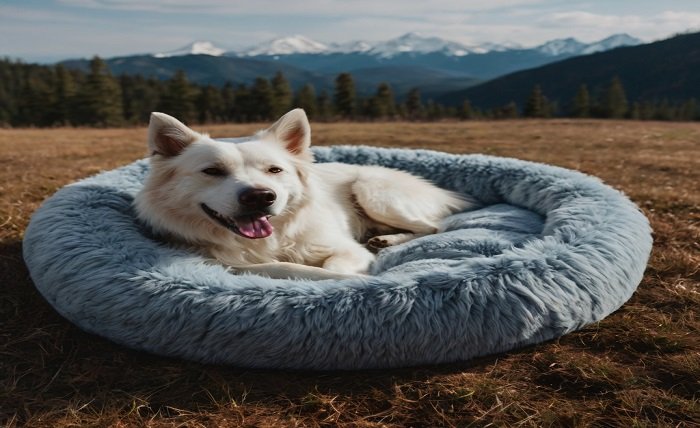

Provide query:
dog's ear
left=148, top=112, right=201, bottom=157
left=261, top=109, right=311, bottom=158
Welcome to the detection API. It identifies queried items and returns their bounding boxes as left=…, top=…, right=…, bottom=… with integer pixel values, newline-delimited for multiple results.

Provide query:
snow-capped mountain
left=151, top=33, right=642, bottom=60
left=239, top=35, right=329, bottom=56
left=328, top=40, right=373, bottom=54
left=366, top=32, right=475, bottom=57
left=60, top=29, right=667, bottom=105
left=469, top=41, right=523, bottom=54
left=234, top=33, right=485, bottom=58
left=237, top=35, right=372, bottom=56
left=154, top=41, right=226, bottom=58
left=580, top=34, right=642, bottom=54
left=535, top=37, right=587, bottom=56
left=534, top=34, right=640, bottom=56
left=232, top=32, right=483, bottom=57
left=230, top=32, right=641, bottom=58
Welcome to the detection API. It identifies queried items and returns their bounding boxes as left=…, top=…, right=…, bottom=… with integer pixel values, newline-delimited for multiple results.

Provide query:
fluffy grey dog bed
left=23, top=146, right=652, bottom=369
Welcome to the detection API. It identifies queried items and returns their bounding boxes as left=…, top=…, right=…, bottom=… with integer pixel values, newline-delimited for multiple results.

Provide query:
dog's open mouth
left=201, top=203, right=274, bottom=239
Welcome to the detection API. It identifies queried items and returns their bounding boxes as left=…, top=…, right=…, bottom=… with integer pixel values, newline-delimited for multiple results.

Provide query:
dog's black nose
left=239, top=188, right=276, bottom=208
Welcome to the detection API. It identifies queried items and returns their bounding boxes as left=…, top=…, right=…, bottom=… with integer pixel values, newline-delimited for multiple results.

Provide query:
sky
left=2, top=0, right=700, bottom=62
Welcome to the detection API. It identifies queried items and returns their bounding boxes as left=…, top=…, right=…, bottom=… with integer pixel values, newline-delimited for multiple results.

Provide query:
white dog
left=135, top=109, right=473, bottom=280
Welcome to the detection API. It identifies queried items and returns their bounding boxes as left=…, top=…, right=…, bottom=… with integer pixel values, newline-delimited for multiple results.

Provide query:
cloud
left=56, top=0, right=547, bottom=15
left=313, top=14, right=541, bottom=46
left=538, top=10, right=700, bottom=41
left=658, top=10, right=700, bottom=30
left=0, top=5, right=86, bottom=23
left=4, top=1, right=700, bottom=61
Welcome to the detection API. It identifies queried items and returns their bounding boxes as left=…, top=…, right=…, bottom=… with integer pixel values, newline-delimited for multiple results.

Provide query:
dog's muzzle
left=239, top=188, right=276, bottom=210
left=201, top=203, right=274, bottom=239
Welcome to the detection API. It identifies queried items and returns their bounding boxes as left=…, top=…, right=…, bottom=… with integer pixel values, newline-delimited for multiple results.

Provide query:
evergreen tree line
left=458, top=77, right=700, bottom=121
left=512, top=78, right=700, bottom=121
left=1, top=57, right=699, bottom=127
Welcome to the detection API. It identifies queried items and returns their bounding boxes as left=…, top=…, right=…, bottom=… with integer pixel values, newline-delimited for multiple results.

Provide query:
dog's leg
left=366, top=232, right=429, bottom=253
left=351, top=171, right=469, bottom=234
left=321, top=244, right=375, bottom=275
left=235, top=262, right=365, bottom=281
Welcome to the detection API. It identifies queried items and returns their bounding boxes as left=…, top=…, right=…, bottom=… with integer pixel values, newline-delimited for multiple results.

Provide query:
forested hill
left=61, top=54, right=327, bottom=90
left=438, top=31, right=700, bottom=110
left=0, top=58, right=433, bottom=127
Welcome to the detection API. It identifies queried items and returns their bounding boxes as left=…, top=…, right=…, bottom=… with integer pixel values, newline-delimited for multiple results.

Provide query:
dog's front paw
left=367, top=236, right=391, bottom=253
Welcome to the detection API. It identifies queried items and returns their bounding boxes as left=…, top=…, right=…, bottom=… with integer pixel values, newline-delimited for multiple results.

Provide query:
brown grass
left=1, top=120, right=698, bottom=427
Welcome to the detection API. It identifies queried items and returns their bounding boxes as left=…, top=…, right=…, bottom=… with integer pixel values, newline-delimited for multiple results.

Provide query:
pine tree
left=653, top=99, right=673, bottom=121
left=425, top=100, right=445, bottom=120
left=630, top=102, right=642, bottom=120
left=75, top=56, right=123, bottom=126
left=364, top=99, right=377, bottom=120
left=140, top=77, right=162, bottom=123
left=571, top=84, right=590, bottom=118
left=0, top=84, right=10, bottom=126
left=405, top=88, right=423, bottom=120
left=639, top=101, right=656, bottom=120
left=396, top=103, right=407, bottom=119
left=0, top=61, right=16, bottom=125
left=119, top=75, right=137, bottom=123
left=499, top=102, right=519, bottom=119
left=678, top=98, right=699, bottom=121
left=316, top=90, right=333, bottom=121
left=17, top=70, right=53, bottom=126
left=196, top=84, right=225, bottom=123
left=233, top=84, right=252, bottom=122
left=334, top=73, right=356, bottom=118
left=49, top=64, right=77, bottom=125
left=523, top=84, right=548, bottom=118
left=598, top=76, right=628, bottom=119
left=294, top=84, right=317, bottom=119
left=121, top=75, right=160, bottom=124
left=220, top=82, right=236, bottom=122
left=250, top=77, right=274, bottom=121
left=271, top=71, right=292, bottom=118
left=157, top=70, right=195, bottom=123
left=459, top=99, right=475, bottom=120
left=369, top=82, right=396, bottom=119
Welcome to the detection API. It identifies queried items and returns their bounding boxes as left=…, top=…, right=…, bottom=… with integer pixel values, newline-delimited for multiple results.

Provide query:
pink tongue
left=234, top=215, right=274, bottom=239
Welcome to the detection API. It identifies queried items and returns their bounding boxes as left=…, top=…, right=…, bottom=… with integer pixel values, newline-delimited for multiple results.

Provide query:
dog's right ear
left=148, top=112, right=201, bottom=157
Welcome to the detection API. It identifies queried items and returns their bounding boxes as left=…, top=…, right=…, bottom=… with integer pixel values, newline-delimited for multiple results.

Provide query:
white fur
left=134, top=110, right=472, bottom=280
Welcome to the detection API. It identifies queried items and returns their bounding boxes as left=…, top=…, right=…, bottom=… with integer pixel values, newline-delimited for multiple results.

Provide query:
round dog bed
left=23, top=146, right=652, bottom=369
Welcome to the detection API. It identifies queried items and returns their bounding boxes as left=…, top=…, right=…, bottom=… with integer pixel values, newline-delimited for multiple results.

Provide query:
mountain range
left=438, top=31, right=700, bottom=109
left=156, top=32, right=640, bottom=59
left=61, top=32, right=642, bottom=99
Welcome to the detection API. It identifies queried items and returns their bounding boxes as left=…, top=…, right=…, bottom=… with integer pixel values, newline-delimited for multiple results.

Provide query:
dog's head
left=135, top=109, right=313, bottom=245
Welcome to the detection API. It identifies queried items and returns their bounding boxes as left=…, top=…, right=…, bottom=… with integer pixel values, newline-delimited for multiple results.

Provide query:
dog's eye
left=268, top=166, right=283, bottom=174
left=201, top=167, right=227, bottom=177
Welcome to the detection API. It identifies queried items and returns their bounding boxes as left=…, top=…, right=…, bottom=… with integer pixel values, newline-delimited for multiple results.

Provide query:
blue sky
left=2, top=0, right=700, bottom=62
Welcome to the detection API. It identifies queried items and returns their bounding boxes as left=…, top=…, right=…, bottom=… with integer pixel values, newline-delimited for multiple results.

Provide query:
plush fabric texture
left=23, top=146, right=652, bottom=369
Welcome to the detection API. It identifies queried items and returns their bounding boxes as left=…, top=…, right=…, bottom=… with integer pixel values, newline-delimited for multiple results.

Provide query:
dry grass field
left=1, top=120, right=698, bottom=427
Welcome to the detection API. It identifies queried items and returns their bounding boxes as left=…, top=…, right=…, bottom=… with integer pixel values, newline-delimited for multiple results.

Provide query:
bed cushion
left=22, top=146, right=652, bottom=369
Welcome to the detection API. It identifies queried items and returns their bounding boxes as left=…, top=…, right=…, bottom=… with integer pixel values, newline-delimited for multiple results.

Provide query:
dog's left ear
left=261, top=109, right=311, bottom=158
